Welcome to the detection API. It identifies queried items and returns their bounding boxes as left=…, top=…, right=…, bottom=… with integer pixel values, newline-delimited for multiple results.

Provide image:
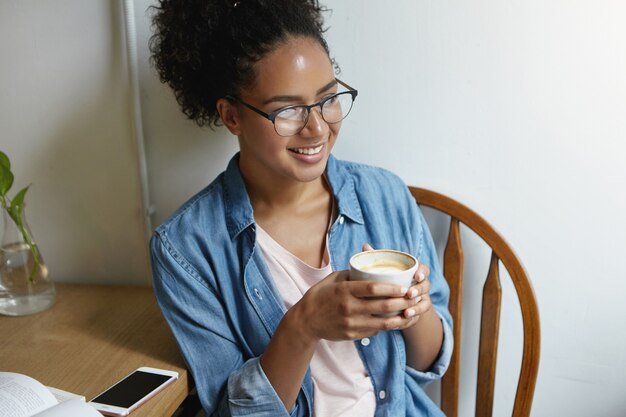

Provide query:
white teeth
left=291, top=144, right=323, bottom=155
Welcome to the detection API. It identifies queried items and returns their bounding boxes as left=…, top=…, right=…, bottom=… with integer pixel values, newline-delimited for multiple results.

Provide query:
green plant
left=0, top=150, right=41, bottom=282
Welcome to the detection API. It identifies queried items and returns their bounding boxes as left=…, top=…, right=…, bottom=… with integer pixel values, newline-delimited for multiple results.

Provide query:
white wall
left=322, top=2, right=626, bottom=416
left=0, top=1, right=150, bottom=284
left=134, top=1, right=626, bottom=416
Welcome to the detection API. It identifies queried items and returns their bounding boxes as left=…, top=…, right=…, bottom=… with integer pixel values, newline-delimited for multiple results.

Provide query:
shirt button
left=360, top=338, right=370, bottom=346
left=378, top=390, right=386, bottom=400
left=338, top=216, right=344, bottom=225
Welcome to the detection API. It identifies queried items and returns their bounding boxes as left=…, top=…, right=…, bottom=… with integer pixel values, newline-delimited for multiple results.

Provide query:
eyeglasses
left=226, top=79, right=358, bottom=137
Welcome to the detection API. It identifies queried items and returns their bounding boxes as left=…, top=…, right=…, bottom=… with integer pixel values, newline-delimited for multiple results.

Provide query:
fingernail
left=406, top=309, right=416, bottom=318
left=418, top=272, right=425, bottom=282
left=400, top=287, right=408, bottom=295
left=410, top=288, right=419, bottom=298
left=414, top=296, right=422, bottom=304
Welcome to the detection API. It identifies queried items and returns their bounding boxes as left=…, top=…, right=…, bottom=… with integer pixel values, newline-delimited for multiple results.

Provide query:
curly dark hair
left=149, top=0, right=334, bottom=128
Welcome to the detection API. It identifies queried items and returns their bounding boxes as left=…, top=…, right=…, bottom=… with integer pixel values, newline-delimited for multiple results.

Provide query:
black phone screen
left=92, top=371, right=172, bottom=408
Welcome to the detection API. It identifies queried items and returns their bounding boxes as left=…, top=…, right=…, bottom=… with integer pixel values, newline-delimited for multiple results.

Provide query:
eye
left=322, top=93, right=343, bottom=110
left=276, top=106, right=305, bottom=121
left=323, top=89, right=340, bottom=99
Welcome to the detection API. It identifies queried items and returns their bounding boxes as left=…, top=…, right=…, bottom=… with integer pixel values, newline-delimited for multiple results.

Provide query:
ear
left=216, top=98, right=242, bottom=136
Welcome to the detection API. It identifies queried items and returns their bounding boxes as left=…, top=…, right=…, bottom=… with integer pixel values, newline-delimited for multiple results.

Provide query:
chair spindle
left=441, top=217, right=464, bottom=417
left=475, top=251, right=502, bottom=417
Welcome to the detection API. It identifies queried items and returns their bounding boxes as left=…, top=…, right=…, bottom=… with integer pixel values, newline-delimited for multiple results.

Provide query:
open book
left=0, top=372, right=101, bottom=417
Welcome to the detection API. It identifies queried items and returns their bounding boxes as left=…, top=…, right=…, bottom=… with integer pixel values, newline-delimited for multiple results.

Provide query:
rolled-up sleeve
left=405, top=189, right=454, bottom=384
left=405, top=311, right=454, bottom=384
left=227, top=358, right=294, bottom=416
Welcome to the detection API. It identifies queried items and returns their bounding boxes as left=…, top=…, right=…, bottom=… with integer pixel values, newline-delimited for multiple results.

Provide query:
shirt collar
left=223, top=152, right=365, bottom=240
left=223, top=153, right=255, bottom=240
left=325, top=154, right=364, bottom=225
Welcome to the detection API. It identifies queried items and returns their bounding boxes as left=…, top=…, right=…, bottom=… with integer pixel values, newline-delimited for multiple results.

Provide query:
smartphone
left=88, top=367, right=178, bottom=416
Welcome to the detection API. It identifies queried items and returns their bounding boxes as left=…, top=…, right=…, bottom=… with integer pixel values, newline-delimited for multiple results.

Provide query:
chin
left=293, top=165, right=326, bottom=183
left=293, top=159, right=329, bottom=183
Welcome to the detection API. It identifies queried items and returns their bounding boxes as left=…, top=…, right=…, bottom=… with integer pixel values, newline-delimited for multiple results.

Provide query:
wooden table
left=0, top=284, right=190, bottom=417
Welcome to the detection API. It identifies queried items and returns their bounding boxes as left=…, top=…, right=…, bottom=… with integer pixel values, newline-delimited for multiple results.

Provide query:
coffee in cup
left=349, top=249, right=419, bottom=316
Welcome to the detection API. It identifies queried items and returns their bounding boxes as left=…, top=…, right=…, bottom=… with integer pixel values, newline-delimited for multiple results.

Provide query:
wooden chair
left=409, top=187, right=540, bottom=417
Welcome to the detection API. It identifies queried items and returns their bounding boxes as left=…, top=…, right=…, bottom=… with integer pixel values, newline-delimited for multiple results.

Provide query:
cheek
left=329, top=121, right=342, bottom=139
left=240, top=115, right=276, bottom=139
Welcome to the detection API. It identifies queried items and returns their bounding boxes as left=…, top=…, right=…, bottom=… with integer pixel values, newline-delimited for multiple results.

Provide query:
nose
left=300, top=105, right=327, bottom=137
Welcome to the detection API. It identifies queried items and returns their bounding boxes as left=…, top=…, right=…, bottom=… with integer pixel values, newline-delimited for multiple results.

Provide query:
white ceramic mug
left=349, top=249, right=419, bottom=316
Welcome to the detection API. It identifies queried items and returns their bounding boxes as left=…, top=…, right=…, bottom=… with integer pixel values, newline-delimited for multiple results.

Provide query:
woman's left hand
left=361, top=244, right=442, bottom=370
left=362, top=244, right=433, bottom=325
left=401, top=261, right=433, bottom=323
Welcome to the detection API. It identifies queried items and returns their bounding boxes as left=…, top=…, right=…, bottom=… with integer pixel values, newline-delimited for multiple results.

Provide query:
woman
left=149, top=1, right=452, bottom=416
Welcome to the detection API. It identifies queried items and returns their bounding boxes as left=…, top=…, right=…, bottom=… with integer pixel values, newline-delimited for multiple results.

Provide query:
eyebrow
left=262, top=79, right=337, bottom=105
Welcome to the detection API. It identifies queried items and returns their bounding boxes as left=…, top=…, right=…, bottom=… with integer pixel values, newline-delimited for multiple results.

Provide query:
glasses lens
left=321, top=92, right=354, bottom=124
left=272, top=91, right=355, bottom=136
left=274, top=106, right=307, bottom=136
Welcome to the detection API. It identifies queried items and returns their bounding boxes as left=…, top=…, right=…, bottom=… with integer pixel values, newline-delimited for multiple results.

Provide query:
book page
left=0, top=372, right=58, bottom=417
left=31, top=399, right=102, bottom=417
left=45, top=387, right=86, bottom=404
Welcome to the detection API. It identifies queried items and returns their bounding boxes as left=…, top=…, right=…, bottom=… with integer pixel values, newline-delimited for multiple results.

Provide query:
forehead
left=246, top=37, right=335, bottom=98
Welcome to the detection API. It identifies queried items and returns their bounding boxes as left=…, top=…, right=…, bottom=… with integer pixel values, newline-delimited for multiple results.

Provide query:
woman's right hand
left=289, top=270, right=422, bottom=343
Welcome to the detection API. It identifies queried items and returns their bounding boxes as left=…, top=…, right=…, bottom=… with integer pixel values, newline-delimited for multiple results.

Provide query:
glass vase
left=0, top=206, right=55, bottom=316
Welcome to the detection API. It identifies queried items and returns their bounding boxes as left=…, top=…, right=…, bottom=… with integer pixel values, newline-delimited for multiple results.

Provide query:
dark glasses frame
left=225, top=78, right=358, bottom=136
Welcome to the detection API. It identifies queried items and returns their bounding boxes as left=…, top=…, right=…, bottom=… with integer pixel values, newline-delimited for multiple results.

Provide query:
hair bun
left=150, top=0, right=332, bottom=128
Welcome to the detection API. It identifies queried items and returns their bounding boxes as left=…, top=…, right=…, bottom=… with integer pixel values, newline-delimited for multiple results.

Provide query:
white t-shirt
left=256, top=225, right=376, bottom=417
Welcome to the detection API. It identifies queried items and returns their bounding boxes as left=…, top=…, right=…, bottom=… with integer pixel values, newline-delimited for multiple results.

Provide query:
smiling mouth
left=288, top=144, right=324, bottom=155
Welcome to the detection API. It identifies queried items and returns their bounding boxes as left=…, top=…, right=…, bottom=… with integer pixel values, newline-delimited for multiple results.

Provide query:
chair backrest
left=408, top=187, right=540, bottom=417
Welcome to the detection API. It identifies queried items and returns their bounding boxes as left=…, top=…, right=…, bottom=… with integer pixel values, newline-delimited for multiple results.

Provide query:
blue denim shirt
left=150, top=153, right=453, bottom=417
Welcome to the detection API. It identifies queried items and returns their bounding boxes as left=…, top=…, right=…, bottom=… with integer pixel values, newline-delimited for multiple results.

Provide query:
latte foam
left=359, top=260, right=410, bottom=273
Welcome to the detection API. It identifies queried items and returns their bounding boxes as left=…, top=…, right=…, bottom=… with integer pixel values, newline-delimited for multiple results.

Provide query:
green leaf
left=0, top=151, right=10, bottom=170
left=0, top=163, right=14, bottom=198
left=9, top=186, right=29, bottom=223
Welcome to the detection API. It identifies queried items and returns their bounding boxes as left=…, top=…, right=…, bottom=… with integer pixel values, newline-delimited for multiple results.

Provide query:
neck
left=237, top=149, right=332, bottom=211
left=244, top=170, right=328, bottom=211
